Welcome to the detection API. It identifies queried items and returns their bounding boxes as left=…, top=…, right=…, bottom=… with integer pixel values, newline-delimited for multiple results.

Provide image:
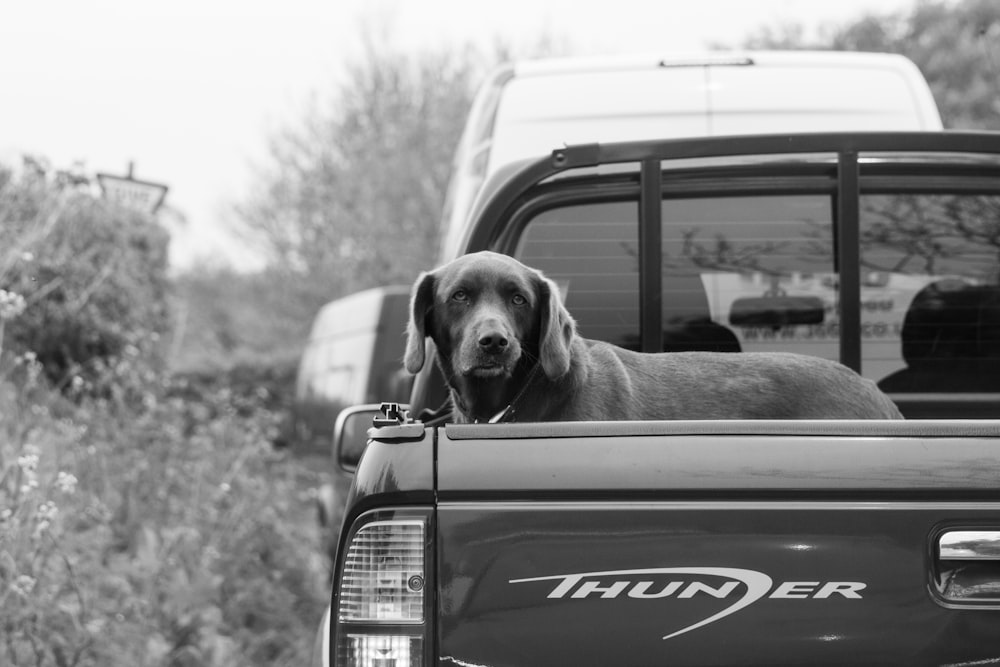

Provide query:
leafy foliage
left=0, top=169, right=171, bottom=398
left=0, top=362, right=325, bottom=667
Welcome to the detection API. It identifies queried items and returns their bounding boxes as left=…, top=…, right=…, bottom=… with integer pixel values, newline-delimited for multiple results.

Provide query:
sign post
left=97, top=162, right=169, bottom=214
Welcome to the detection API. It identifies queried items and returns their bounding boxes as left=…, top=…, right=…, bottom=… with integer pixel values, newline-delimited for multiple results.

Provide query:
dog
left=404, top=251, right=903, bottom=423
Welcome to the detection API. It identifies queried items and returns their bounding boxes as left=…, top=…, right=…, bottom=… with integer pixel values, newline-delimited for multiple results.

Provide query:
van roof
left=484, top=50, right=942, bottom=172
left=509, top=50, right=927, bottom=76
left=309, top=285, right=410, bottom=341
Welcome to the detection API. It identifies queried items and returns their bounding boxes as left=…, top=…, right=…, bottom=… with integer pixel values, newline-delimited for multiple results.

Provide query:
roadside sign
left=97, top=173, right=169, bottom=214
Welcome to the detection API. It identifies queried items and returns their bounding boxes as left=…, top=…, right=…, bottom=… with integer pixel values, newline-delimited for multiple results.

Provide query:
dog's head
left=404, top=251, right=576, bottom=385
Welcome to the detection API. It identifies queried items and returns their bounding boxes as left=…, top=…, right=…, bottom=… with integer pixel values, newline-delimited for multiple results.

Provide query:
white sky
left=0, top=0, right=919, bottom=271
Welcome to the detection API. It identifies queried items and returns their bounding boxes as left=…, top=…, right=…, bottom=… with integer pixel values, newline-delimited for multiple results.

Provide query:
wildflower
left=15, top=351, right=43, bottom=385
left=37, top=500, right=58, bottom=523
left=85, top=618, right=107, bottom=635
left=25, top=357, right=43, bottom=383
left=17, top=452, right=39, bottom=473
left=55, top=472, right=78, bottom=494
left=33, top=500, right=57, bottom=537
left=18, top=448, right=40, bottom=495
left=0, top=289, right=26, bottom=320
left=10, top=575, right=36, bottom=597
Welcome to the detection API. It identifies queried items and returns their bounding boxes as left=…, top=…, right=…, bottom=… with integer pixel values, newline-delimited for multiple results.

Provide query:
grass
left=0, top=317, right=329, bottom=666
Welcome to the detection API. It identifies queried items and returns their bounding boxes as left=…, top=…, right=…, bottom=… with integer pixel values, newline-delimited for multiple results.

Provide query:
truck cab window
left=662, top=194, right=834, bottom=357
left=517, top=202, right=641, bottom=349
left=516, top=194, right=838, bottom=358
left=513, top=183, right=1000, bottom=397
left=861, top=193, right=1000, bottom=393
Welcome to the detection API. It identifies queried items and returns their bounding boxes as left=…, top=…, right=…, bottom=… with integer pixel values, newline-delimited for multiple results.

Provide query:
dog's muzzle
left=462, top=319, right=521, bottom=377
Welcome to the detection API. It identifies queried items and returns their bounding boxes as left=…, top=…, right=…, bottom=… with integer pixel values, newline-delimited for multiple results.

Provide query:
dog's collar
left=473, top=362, right=543, bottom=424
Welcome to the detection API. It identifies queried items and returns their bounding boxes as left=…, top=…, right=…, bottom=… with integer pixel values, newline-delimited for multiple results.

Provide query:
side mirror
left=333, top=404, right=383, bottom=472
left=729, top=295, right=825, bottom=328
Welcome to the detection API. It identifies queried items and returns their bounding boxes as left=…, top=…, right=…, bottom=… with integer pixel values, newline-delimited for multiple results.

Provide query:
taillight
left=333, top=509, right=432, bottom=666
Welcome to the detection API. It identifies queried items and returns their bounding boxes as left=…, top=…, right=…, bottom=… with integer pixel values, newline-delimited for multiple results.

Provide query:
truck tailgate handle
left=934, top=530, right=1000, bottom=606
left=938, top=531, right=1000, bottom=560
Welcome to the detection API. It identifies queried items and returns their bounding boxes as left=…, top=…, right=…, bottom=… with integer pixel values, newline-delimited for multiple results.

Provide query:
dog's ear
left=537, top=273, right=576, bottom=379
left=404, top=271, right=436, bottom=374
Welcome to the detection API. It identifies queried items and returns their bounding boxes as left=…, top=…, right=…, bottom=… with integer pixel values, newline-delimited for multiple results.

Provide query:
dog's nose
left=478, top=331, right=509, bottom=353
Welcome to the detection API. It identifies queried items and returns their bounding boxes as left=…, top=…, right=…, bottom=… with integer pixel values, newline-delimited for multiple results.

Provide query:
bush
left=0, top=348, right=327, bottom=666
left=0, top=163, right=325, bottom=666
left=0, top=170, right=171, bottom=400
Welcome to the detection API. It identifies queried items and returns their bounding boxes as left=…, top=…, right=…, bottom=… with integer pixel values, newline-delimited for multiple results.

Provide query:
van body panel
left=488, top=51, right=942, bottom=173
left=290, top=286, right=411, bottom=454
left=489, top=67, right=710, bottom=171
left=707, top=64, right=931, bottom=134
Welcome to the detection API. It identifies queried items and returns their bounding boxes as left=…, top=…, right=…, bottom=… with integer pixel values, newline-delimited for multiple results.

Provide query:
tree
left=742, top=0, right=1000, bottom=130
left=236, top=39, right=486, bottom=296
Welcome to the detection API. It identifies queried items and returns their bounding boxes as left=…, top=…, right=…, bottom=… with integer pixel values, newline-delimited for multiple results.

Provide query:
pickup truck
left=313, top=132, right=1000, bottom=666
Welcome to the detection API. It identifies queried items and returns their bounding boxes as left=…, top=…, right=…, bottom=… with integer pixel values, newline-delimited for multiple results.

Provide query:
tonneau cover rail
left=444, top=419, right=1000, bottom=440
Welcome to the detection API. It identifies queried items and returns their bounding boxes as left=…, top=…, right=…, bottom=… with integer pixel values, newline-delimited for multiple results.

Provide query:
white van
left=440, top=50, right=943, bottom=258
left=287, top=286, right=411, bottom=454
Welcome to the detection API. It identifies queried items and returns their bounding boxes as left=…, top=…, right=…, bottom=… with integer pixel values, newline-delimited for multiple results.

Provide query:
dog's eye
left=512, top=294, right=527, bottom=306
left=451, top=290, right=469, bottom=302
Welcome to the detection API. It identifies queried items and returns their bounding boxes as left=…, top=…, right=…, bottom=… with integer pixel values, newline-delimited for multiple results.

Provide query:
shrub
left=0, top=170, right=171, bottom=401
left=0, top=324, right=326, bottom=666
left=0, top=164, right=325, bottom=666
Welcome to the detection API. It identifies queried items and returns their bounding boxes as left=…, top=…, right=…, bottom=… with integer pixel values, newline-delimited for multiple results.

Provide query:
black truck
left=313, top=132, right=1000, bottom=666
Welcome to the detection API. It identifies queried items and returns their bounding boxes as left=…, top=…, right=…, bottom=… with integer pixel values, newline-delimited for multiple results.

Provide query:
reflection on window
left=517, top=196, right=840, bottom=356
left=517, top=202, right=640, bottom=348
left=513, top=191, right=1000, bottom=394
left=862, top=194, right=1000, bottom=393
left=663, top=195, right=837, bottom=358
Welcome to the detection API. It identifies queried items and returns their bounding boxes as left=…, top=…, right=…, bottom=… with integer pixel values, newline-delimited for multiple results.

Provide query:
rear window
left=515, top=188, right=1000, bottom=394
left=861, top=193, right=1000, bottom=392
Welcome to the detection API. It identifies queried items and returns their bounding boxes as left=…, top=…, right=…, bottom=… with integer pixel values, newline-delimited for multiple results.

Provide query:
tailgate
left=436, top=421, right=1000, bottom=666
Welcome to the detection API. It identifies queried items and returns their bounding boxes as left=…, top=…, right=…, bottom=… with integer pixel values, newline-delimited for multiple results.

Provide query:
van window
left=514, top=188, right=1000, bottom=395
left=301, top=332, right=376, bottom=402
